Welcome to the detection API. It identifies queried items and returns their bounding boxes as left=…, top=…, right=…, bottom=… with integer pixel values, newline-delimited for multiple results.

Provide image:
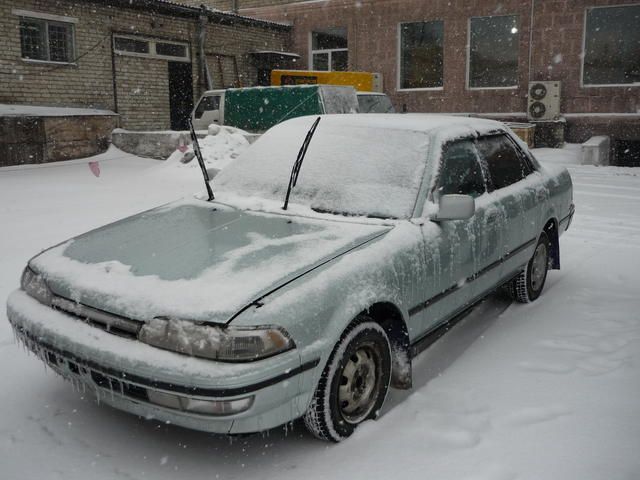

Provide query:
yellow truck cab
left=270, top=69, right=383, bottom=93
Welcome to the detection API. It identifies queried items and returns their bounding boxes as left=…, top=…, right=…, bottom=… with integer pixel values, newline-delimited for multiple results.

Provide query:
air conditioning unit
left=527, top=81, right=561, bottom=121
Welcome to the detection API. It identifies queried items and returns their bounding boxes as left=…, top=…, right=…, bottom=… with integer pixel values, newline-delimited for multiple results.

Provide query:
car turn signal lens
left=146, top=389, right=254, bottom=416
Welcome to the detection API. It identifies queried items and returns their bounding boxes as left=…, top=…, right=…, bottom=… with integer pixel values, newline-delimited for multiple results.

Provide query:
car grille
left=13, top=325, right=149, bottom=404
left=51, top=295, right=142, bottom=339
left=90, top=370, right=148, bottom=401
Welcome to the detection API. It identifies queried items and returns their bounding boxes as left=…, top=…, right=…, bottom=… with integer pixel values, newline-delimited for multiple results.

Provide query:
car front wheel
left=510, top=231, right=550, bottom=303
left=303, top=318, right=391, bottom=442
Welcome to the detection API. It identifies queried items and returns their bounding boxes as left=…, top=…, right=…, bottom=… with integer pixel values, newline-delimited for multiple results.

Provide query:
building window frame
left=14, top=9, right=77, bottom=65
left=309, top=29, right=348, bottom=71
left=113, top=34, right=191, bottom=63
left=396, top=21, right=445, bottom=92
left=580, top=4, right=640, bottom=88
left=466, top=14, right=520, bottom=91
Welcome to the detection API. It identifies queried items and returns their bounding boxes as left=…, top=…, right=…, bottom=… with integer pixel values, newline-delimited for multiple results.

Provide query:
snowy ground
left=1, top=145, right=639, bottom=479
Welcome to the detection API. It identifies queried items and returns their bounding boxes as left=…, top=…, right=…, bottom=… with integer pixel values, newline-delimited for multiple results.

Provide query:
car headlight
left=21, top=266, right=53, bottom=306
left=138, top=317, right=295, bottom=362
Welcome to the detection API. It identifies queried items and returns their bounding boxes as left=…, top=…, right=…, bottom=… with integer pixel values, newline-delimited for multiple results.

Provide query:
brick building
left=0, top=0, right=292, bottom=131
left=209, top=0, right=640, bottom=164
left=2, top=0, right=639, bottom=164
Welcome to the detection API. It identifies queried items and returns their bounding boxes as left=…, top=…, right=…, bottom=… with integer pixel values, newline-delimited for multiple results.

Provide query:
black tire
left=510, top=232, right=551, bottom=303
left=303, top=318, right=392, bottom=442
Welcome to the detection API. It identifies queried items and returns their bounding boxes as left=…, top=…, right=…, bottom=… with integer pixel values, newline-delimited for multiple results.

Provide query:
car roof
left=287, top=113, right=506, bottom=136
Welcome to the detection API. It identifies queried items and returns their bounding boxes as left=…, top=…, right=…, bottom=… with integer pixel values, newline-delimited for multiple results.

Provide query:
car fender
left=228, top=226, right=420, bottom=399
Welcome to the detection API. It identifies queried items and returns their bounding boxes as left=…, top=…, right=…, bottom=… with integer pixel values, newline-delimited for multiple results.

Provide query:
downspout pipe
left=528, top=0, right=535, bottom=82
left=198, top=5, right=213, bottom=92
left=110, top=32, right=119, bottom=126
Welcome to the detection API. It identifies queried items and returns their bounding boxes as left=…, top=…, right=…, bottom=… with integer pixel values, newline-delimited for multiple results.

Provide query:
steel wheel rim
left=530, top=242, right=548, bottom=292
left=338, top=343, right=380, bottom=424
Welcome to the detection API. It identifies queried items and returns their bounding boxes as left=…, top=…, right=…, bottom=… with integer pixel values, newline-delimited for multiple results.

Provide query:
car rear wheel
left=303, top=318, right=391, bottom=442
left=510, top=232, right=550, bottom=303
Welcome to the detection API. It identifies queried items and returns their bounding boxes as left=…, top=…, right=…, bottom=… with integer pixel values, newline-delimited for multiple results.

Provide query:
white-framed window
left=398, top=20, right=444, bottom=90
left=468, top=15, right=519, bottom=89
left=113, top=35, right=190, bottom=62
left=582, top=4, right=640, bottom=87
left=16, top=11, right=76, bottom=63
left=310, top=28, right=347, bottom=71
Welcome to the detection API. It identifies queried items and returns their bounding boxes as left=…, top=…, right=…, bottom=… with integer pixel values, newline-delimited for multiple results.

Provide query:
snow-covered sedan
left=7, top=115, right=574, bottom=442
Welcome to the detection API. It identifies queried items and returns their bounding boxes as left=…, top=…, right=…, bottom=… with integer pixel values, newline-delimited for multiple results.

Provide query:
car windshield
left=215, top=116, right=430, bottom=219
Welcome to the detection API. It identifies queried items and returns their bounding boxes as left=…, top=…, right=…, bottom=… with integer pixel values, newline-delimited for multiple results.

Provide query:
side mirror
left=431, top=194, right=475, bottom=221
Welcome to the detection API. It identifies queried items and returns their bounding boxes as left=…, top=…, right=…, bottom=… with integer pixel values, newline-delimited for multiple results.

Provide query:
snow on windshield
left=215, top=116, right=431, bottom=219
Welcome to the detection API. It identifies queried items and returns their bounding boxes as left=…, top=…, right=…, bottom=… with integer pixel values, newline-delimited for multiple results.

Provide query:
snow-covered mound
left=163, top=124, right=250, bottom=177
left=533, top=143, right=582, bottom=166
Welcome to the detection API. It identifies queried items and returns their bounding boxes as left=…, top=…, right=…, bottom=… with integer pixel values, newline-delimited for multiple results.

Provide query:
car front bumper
left=6, top=290, right=320, bottom=434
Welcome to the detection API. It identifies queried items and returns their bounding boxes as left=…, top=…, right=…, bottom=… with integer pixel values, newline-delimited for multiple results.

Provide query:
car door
left=475, top=133, right=537, bottom=287
left=415, top=138, right=492, bottom=334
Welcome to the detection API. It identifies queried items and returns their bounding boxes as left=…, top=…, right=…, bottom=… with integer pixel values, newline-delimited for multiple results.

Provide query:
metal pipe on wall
left=198, top=6, right=213, bottom=92
left=110, top=32, right=119, bottom=116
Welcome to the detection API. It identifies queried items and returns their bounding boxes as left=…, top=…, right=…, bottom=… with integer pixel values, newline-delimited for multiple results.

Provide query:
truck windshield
left=194, top=95, right=219, bottom=119
left=215, top=116, right=430, bottom=219
left=357, top=95, right=395, bottom=113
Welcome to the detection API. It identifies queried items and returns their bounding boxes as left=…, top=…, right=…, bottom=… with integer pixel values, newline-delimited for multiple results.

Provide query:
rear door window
left=436, top=139, right=487, bottom=198
left=476, top=134, right=533, bottom=190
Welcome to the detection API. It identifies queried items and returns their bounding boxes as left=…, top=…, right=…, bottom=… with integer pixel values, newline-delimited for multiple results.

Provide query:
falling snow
left=0, top=143, right=639, bottom=479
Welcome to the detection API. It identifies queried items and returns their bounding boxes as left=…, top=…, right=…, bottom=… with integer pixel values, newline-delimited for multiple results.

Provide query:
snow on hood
left=29, top=199, right=390, bottom=323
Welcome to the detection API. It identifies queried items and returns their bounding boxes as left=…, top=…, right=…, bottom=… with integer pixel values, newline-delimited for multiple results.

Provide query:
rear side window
left=437, top=139, right=487, bottom=198
left=476, top=134, right=532, bottom=189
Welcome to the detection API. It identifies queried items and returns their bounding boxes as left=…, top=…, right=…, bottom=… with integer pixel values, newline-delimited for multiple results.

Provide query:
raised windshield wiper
left=188, top=118, right=214, bottom=201
left=283, top=117, right=321, bottom=210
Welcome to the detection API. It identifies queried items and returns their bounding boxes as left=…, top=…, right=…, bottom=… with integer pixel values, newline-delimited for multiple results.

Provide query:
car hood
left=29, top=200, right=390, bottom=323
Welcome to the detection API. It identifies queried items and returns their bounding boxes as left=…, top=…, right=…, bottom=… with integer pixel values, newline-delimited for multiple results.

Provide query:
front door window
left=437, top=140, right=487, bottom=198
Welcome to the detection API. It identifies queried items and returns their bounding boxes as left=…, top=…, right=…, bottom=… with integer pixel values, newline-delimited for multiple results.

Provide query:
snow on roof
left=91, top=0, right=292, bottom=28
left=203, top=5, right=292, bottom=29
left=0, top=104, right=117, bottom=117
left=282, top=113, right=506, bottom=135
